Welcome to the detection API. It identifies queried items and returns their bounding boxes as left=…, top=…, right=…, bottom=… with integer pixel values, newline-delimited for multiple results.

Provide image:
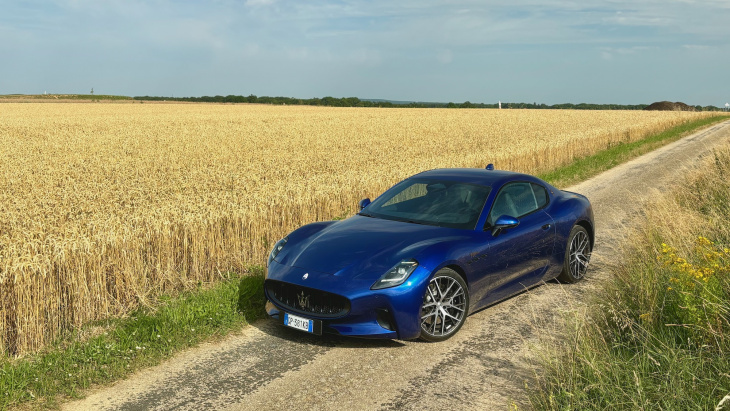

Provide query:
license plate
left=284, top=312, right=314, bottom=333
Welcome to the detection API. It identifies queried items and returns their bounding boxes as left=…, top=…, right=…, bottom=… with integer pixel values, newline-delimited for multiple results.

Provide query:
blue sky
left=1, top=0, right=729, bottom=105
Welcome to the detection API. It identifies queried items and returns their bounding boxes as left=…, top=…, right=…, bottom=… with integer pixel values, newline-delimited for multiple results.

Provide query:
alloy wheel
left=420, top=274, right=467, bottom=338
left=569, top=230, right=591, bottom=279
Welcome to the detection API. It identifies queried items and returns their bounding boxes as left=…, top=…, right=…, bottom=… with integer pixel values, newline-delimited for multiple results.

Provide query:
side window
left=531, top=183, right=549, bottom=208
left=488, top=182, right=539, bottom=225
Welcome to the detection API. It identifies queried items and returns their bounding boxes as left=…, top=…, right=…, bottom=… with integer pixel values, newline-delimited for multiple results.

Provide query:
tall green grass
left=530, top=147, right=730, bottom=409
left=0, top=268, right=266, bottom=409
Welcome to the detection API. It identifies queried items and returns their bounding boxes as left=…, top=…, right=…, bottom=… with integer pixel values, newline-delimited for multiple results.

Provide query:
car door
left=473, top=182, right=556, bottom=307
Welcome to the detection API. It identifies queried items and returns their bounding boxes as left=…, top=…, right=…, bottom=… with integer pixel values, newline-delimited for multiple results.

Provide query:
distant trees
left=134, top=95, right=396, bottom=107
left=131, top=95, right=727, bottom=111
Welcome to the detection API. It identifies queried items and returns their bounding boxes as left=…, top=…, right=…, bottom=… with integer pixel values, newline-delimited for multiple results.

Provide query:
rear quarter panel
left=544, top=190, right=594, bottom=278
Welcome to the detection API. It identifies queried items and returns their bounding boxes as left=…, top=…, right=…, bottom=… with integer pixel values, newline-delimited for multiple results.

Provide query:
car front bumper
left=264, top=260, right=432, bottom=340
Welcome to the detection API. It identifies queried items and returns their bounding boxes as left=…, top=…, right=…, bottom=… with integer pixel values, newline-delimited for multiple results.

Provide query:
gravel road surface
left=65, top=120, right=730, bottom=411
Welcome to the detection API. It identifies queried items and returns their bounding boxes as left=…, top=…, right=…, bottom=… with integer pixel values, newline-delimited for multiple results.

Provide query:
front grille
left=265, top=280, right=350, bottom=318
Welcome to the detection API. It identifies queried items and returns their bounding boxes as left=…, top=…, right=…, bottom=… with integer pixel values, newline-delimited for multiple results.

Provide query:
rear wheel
left=557, top=225, right=591, bottom=283
left=419, top=268, right=469, bottom=342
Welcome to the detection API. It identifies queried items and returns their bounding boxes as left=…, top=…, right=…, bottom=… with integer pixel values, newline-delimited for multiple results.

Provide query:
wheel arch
left=575, top=219, right=594, bottom=250
left=444, top=264, right=469, bottom=287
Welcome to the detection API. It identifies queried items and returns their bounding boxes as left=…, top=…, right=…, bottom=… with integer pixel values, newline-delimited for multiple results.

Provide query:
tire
left=557, top=225, right=592, bottom=283
left=419, top=268, right=469, bottom=342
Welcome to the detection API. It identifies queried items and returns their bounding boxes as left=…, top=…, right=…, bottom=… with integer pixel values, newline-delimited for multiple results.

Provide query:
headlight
left=267, top=237, right=288, bottom=267
left=371, top=259, right=418, bottom=290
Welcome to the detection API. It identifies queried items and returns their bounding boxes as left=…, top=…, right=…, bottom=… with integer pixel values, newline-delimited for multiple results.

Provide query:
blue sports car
left=265, top=165, right=594, bottom=341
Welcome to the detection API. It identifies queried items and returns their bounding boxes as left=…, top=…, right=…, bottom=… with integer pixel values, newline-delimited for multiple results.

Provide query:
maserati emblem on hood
left=297, top=291, right=310, bottom=309
left=302, top=273, right=309, bottom=280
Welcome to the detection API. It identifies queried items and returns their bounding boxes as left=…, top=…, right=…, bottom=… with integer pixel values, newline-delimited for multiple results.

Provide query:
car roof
left=409, top=167, right=545, bottom=187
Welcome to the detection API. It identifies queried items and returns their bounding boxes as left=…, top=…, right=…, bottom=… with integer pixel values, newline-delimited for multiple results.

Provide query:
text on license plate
left=284, top=313, right=313, bottom=333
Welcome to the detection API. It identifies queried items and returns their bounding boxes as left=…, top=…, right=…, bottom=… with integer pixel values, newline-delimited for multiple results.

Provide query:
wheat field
left=0, top=103, right=714, bottom=355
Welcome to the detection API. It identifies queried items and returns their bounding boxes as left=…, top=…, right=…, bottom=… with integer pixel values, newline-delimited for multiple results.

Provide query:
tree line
left=133, top=95, right=726, bottom=111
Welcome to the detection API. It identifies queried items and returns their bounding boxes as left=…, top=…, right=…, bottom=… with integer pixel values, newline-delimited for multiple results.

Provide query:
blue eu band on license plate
left=284, top=312, right=313, bottom=333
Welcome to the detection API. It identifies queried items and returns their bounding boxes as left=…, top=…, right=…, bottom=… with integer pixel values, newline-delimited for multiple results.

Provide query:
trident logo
left=297, top=291, right=310, bottom=309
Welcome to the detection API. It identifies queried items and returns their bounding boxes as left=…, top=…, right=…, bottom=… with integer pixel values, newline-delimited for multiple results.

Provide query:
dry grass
left=530, top=145, right=730, bottom=410
left=0, top=103, right=715, bottom=355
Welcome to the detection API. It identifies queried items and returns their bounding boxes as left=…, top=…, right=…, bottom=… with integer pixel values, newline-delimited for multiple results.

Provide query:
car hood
left=276, top=215, right=468, bottom=281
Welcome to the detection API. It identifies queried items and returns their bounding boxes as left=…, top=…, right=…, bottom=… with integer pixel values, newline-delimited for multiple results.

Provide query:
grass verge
left=530, top=146, right=730, bottom=409
left=0, top=115, right=727, bottom=409
left=0, top=268, right=266, bottom=409
left=539, top=115, right=729, bottom=188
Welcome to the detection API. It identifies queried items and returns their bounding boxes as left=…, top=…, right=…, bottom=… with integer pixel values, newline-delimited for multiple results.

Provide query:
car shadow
left=463, top=275, right=593, bottom=319
left=249, top=316, right=408, bottom=348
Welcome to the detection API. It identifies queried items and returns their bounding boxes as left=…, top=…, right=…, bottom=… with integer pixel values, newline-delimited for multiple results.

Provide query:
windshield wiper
left=357, top=212, right=375, bottom=218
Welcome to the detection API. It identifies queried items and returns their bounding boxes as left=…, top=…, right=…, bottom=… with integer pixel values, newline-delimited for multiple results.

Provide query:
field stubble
left=0, top=103, right=714, bottom=355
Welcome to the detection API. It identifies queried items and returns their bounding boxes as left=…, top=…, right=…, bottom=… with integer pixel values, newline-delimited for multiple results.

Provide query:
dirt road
left=65, top=120, right=730, bottom=411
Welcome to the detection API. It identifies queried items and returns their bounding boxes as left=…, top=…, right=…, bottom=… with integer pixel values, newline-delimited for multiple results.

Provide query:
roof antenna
left=486, top=164, right=495, bottom=170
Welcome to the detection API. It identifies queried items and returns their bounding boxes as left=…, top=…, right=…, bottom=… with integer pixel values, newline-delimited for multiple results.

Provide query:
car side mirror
left=490, top=215, right=519, bottom=236
left=359, top=198, right=371, bottom=211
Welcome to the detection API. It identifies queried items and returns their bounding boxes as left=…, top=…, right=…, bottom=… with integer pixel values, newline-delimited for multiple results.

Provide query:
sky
left=1, top=0, right=729, bottom=105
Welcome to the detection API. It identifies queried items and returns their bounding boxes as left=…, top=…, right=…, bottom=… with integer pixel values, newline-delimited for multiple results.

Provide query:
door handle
left=541, top=224, right=552, bottom=230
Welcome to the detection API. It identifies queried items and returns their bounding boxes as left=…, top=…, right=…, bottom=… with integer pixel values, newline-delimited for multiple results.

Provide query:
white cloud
left=437, top=49, right=453, bottom=64
left=284, top=47, right=334, bottom=62
left=348, top=48, right=382, bottom=66
left=603, top=10, right=672, bottom=27
left=599, top=45, right=654, bottom=60
left=245, top=0, right=276, bottom=6
left=682, top=44, right=712, bottom=50
left=240, top=43, right=260, bottom=57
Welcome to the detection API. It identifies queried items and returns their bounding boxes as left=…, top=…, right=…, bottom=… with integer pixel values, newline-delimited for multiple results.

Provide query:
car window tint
left=531, top=183, right=548, bottom=208
left=366, top=179, right=491, bottom=230
left=488, top=190, right=517, bottom=226
left=382, top=183, right=428, bottom=207
left=488, top=182, right=539, bottom=225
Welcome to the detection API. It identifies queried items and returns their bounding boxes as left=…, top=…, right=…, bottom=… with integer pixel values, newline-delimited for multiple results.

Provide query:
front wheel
left=557, top=225, right=592, bottom=283
left=419, top=268, right=469, bottom=342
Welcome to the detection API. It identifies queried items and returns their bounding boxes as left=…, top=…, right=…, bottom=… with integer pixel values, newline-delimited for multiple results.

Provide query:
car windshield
left=362, top=178, right=491, bottom=230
